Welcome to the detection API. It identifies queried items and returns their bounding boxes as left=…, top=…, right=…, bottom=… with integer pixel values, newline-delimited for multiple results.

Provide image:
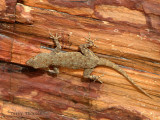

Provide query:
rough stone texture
left=0, top=0, right=160, bottom=120
left=0, top=0, right=17, bottom=22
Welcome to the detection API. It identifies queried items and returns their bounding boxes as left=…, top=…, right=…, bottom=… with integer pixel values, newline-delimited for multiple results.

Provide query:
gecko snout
left=26, top=58, right=35, bottom=66
left=26, top=57, right=40, bottom=69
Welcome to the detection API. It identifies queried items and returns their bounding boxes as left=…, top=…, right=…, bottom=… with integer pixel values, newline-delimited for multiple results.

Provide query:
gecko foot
left=49, top=31, right=61, bottom=40
left=85, top=32, right=98, bottom=48
left=49, top=31, right=62, bottom=52
left=94, top=74, right=104, bottom=83
left=90, top=74, right=104, bottom=83
left=48, top=70, right=56, bottom=74
left=93, top=79, right=103, bottom=83
left=48, top=69, right=59, bottom=74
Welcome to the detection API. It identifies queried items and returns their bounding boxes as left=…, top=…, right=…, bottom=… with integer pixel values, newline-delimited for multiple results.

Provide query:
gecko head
left=26, top=56, right=39, bottom=69
left=26, top=53, right=52, bottom=69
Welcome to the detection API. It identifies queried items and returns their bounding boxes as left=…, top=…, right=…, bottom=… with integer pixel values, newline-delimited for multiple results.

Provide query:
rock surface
left=0, top=0, right=160, bottom=120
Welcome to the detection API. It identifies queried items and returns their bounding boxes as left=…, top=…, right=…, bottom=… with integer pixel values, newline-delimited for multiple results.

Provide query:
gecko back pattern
left=26, top=32, right=151, bottom=98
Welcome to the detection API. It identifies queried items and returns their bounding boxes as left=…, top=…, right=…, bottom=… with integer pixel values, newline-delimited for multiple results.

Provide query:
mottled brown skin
left=26, top=33, right=151, bottom=98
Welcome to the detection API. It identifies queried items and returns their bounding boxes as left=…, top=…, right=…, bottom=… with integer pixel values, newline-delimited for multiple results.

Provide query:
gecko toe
left=92, top=74, right=104, bottom=83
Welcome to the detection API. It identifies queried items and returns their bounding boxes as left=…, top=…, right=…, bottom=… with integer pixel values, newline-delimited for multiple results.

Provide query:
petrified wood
left=0, top=0, right=160, bottom=120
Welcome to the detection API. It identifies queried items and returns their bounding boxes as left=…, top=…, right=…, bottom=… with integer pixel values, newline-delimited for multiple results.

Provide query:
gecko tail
left=97, top=58, right=152, bottom=98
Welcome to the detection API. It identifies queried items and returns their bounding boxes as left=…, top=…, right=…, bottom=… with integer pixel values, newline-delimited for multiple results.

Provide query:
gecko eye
left=33, top=57, right=38, bottom=61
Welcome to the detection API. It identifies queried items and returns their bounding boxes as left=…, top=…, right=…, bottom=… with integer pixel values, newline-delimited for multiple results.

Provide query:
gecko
left=26, top=32, right=151, bottom=98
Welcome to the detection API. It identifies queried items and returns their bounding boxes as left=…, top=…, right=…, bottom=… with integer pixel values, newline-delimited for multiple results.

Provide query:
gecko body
left=26, top=33, right=151, bottom=98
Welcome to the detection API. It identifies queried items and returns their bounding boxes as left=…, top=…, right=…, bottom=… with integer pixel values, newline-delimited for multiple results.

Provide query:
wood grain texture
left=1, top=62, right=160, bottom=120
left=20, top=0, right=160, bottom=30
left=0, top=0, right=17, bottom=22
left=0, top=0, right=160, bottom=120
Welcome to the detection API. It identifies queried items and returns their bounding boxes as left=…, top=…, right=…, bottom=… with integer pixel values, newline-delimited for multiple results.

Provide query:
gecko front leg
left=48, top=32, right=61, bottom=73
left=49, top=31, right=62, bottom=53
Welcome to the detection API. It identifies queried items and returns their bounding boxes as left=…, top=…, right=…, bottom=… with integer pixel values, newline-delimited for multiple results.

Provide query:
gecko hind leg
left=79, top=32, right=97, bottom=57
left=49, top=31, right=62, bottom=52
left=83, top=68, right=103, bottom=83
